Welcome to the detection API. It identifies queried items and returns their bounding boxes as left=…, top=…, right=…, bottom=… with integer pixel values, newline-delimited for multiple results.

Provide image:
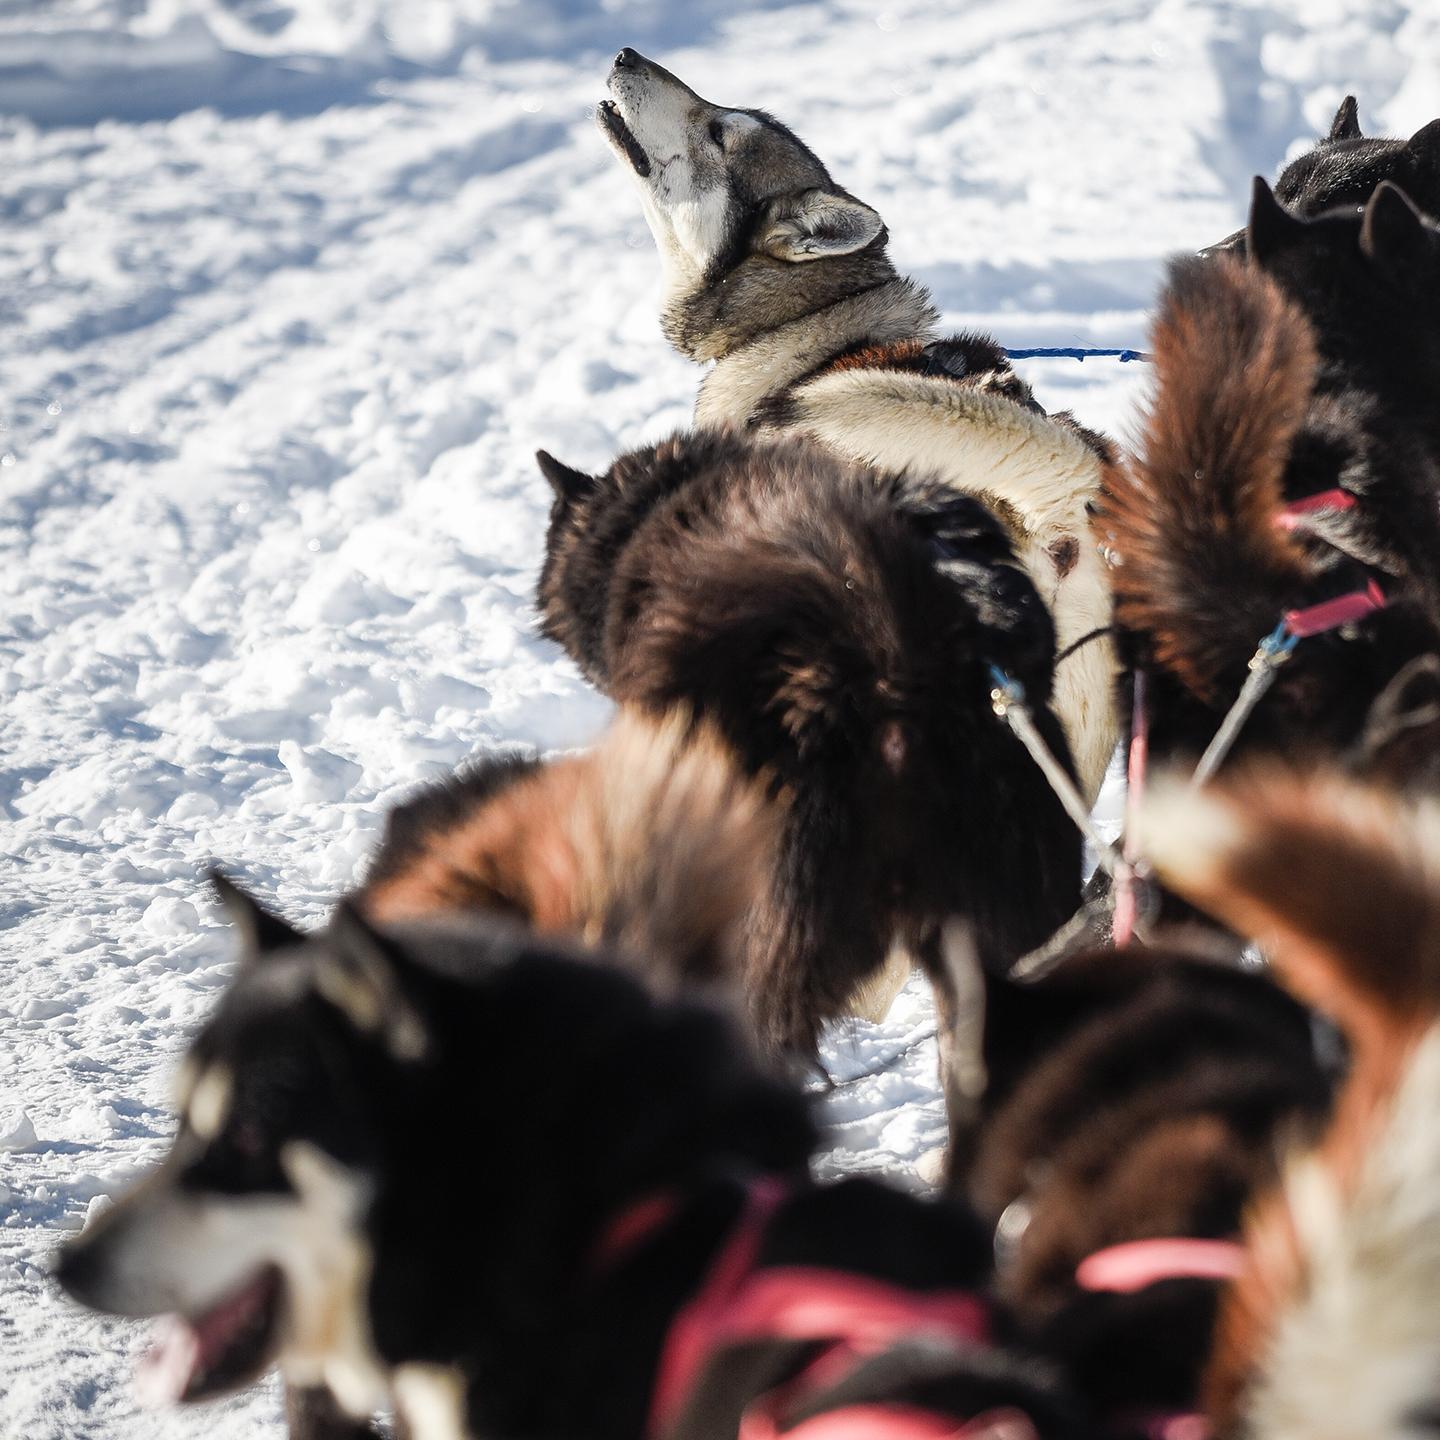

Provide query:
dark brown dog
left=536, top=428, right=1083, bottom=1162
left=354, top=706, right=775, bottom=996
left=1146, top=767, right=1440, bottom=1440
left=958, top=942, right=1331, bottom=1425
left=1104, top=181, right=1440, bottom=794
left=1206, top=96, right=1440, bottom=253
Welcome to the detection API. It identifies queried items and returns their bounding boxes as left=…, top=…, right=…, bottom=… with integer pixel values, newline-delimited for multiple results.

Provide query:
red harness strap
left=1269, top=490, right=1386, bottom=636
left=1282, top=577, right=1386, bottom=638
left=597, top=1180, right=998, bottom=1440
left=1274, top=487, right=1356, bottom=532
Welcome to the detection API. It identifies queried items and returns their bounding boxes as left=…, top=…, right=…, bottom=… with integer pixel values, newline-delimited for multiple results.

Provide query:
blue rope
left=1004, top=346, right=1151, bottom=363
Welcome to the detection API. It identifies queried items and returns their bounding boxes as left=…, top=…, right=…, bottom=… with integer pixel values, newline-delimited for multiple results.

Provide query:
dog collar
left=1075, top=1237, right=1247, bottom=1295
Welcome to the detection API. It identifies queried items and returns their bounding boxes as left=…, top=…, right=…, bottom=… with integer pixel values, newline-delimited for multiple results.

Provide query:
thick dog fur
left=1207, top=96, right=1440, bottom=253
left=1102, top=180, right=1440, bottom=781
left=56, top=903, right=1091, bottom=1440
left=958, top=943, right=1329, bottom=1420
left=1145, top=770, right=1440, bottom=1440
left=595, top=51, right=1118, bottom=801
left=536, top=429, right=1083, bottom=1147
left=354, top=707, right=776, bottom=994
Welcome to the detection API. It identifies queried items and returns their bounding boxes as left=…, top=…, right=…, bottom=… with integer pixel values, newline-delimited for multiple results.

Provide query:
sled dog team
left=54, top=49, right=1440, bottom=1440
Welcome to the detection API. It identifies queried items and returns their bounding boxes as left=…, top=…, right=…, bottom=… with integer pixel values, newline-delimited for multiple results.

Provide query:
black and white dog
left=55, top=888, right=1091, bottom=1440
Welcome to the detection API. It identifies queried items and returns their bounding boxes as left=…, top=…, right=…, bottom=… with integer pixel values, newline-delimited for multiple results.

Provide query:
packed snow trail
left=3, top=0, right=1437, bottom=1434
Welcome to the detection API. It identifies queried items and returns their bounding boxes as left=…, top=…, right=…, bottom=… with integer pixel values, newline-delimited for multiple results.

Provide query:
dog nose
left=614, top=47, right=638, bottom=69
left=53, top=1240, right=100, bottom=1303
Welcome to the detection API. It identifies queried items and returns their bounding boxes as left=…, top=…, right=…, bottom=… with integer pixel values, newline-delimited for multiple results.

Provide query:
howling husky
left=594, top=48, right=1118, bottom=801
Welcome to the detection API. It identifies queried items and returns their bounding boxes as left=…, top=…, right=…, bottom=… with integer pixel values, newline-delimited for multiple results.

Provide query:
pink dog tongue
left=133, top=1271, right=275, bottom=1407
left=135, top=1317, right=201, bottom=1407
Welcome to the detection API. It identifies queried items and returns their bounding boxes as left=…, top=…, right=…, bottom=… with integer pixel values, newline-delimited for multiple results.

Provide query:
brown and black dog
left=1103, top=179, right=1440, bottom=807
left=536, top=428, right=1083, bottom=1164
left=184, top=710, right=778, bottom=1440
left=354, top=706, right=776, bottom=997
left=1146, top=768, right=1440, bottom=1440
left=949, top=940, right=1331, bottom=1427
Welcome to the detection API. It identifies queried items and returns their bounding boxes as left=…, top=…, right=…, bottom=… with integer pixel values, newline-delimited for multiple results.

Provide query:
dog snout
left=53, top=1235, right=106, bottom=1307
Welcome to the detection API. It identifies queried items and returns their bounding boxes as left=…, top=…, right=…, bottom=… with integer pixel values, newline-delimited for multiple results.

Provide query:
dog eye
left=708, top=119, right=726, bottom=149
left=229, top=1119, right=265, bottom=1160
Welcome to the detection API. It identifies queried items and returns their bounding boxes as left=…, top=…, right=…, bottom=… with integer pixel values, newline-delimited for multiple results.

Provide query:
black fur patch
left=966, top=947, right=1332, bottom=1417
left=538, top=430, right=1082, bottom=1062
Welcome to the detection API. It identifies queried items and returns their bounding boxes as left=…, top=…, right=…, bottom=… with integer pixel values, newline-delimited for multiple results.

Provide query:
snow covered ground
left=2, top=0, right=1437, bottom=1434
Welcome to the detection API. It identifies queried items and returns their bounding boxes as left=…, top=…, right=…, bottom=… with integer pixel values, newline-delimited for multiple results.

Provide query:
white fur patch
left=394, top=1363, right=470, bottom=1440
left=186, top=1065, right=233, bottom=1142
left=1139, top=778, right=1245, bottom=893
left=1246, top=1025, right=1440, bottom=1440
left=786, top=368, right=1100, bottom=533
left=777, top=366, right=1117, bottom=800
left=695, top=279, right=938, bottom=426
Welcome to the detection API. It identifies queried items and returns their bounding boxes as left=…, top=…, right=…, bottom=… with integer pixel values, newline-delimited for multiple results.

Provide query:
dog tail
left=1144, top=768, right=1440, bottom=1437
left=358, top=708, right=777, bottom=989
left=1103, top=254, right=1318, bottom=703
left=571, top=707, right=778, bottom=989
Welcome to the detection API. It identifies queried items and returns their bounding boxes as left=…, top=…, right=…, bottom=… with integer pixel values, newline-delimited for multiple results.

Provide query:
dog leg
left=922, top=926, right=988, bottom=1195
left=285, top=1384, right=390, bottom=1440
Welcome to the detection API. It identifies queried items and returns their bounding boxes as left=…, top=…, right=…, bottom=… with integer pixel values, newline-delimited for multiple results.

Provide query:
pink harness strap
left=1274, top=488, right=1356, bottom=531
left=1113, top=668, right=1150, bottom=947
left=744, top=1403, right=1039, bottom=1440
left=1075, top=1238, right=1246, bottom=1295
left=646, top=1180, right=993, bottom=1440
left=1282, top=577, right=1386, bottom=638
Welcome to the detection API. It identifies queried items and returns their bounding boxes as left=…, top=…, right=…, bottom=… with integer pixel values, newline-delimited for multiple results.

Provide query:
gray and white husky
left=596, top=49, right=1118, bottom=802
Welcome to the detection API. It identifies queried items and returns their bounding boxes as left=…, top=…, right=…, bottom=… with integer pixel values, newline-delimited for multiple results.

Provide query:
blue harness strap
left=1003, top=347, right=1151, bottom=363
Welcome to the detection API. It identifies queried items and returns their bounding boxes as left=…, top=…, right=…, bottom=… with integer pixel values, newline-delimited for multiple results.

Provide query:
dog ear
left=1200, top=227, right=1247, bottom=258
left=759, top=189, right=884, bottom=263
left=1247, top=176, right=1306, bottom=263
left=1360, top=180, right=1432, bottom=266
left=209, top=867, right=302, bottom=957
left=1406, top=117, right=1440, bottom=171
left=536, top=449, right=596, bottom=504
left=1327, top=94, right=1361, bottom=141
left=320, top=901, right=430, bottom=1061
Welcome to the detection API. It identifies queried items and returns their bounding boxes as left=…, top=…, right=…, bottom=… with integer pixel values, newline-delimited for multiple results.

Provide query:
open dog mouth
left=136, top=1265, right=283, bottom=1406
left=597, top=100, right=651, bottom=178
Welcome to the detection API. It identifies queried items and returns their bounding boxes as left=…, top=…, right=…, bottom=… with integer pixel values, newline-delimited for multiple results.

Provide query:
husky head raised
left=596, top=48, right=902, bottom=361
left=55, top=874, right=814, bottom=1432
left=1206, top=97, right=1440, bottom=255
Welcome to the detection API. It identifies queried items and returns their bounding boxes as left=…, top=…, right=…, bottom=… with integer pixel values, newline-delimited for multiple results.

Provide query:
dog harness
left=1188, top=488, right=1388, bottom=786
left=594, top=1180, right=1025, bottom=1440
left=1075, top=1238, right=1247, bottom=1294
left=1073, top=1237, right=1246, bottom=1440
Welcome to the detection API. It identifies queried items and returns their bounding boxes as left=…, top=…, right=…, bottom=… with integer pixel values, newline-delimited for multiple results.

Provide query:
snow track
left=1, top=0, right=1434, bottom=1433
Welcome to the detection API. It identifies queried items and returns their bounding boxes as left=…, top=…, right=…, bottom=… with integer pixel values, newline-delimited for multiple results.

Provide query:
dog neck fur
left=276, top=1141, right=389, bottom=1420
left=694, top=276, right=938, bottom=429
